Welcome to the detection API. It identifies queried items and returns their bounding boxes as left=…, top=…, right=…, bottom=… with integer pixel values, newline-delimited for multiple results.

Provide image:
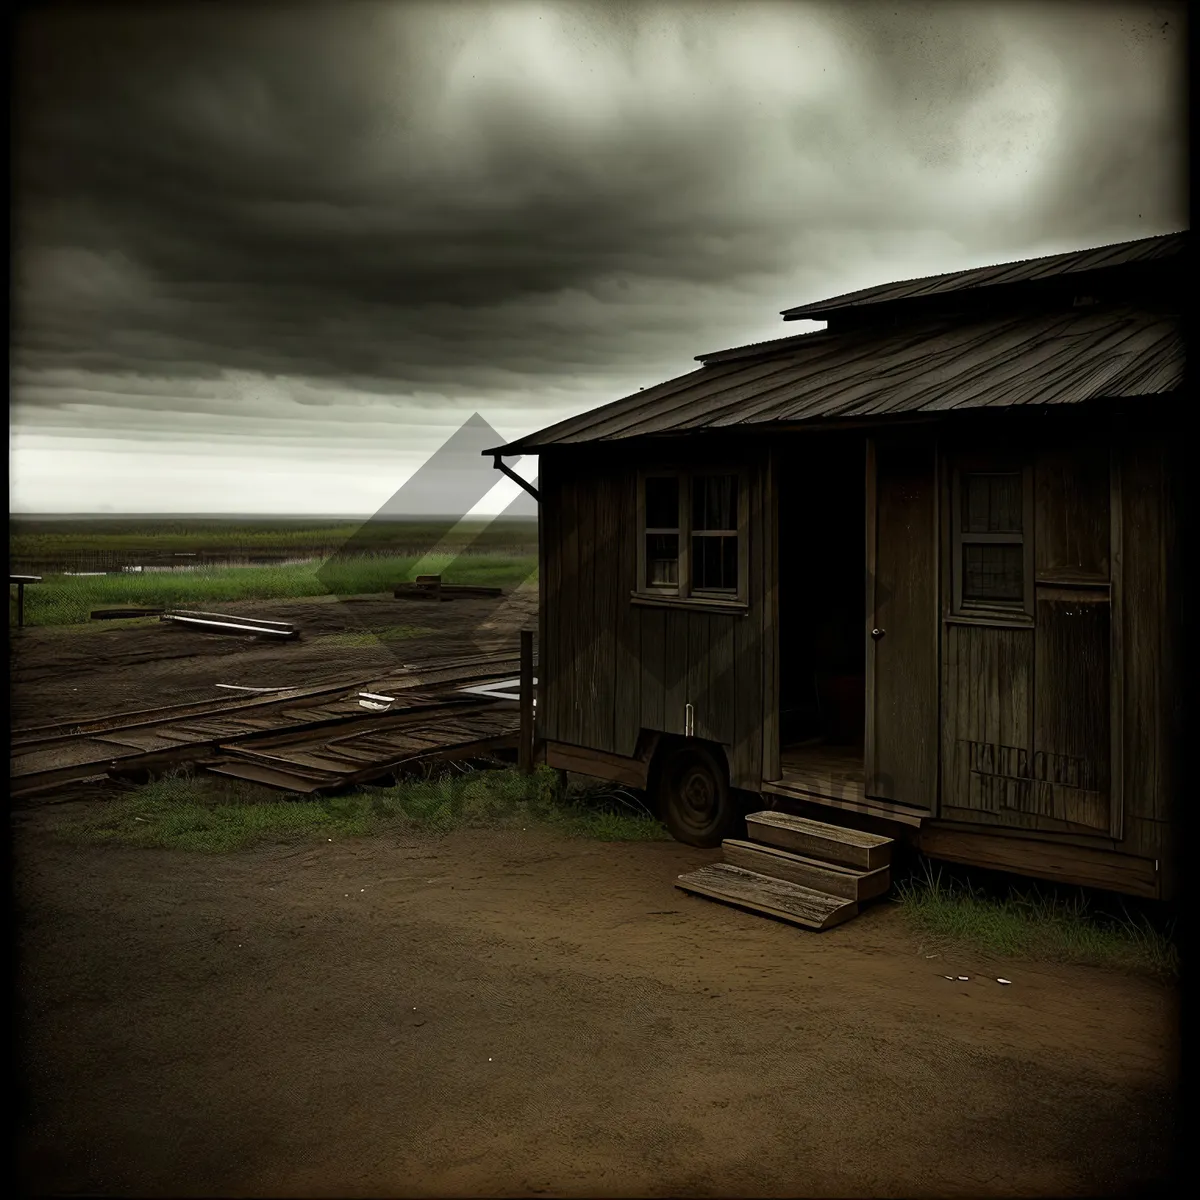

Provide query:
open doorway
left=775, top=434, right=867, bottom=799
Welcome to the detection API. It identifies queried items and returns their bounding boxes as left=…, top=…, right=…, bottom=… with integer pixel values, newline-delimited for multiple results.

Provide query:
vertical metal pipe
left=519, top=628, right=534, bottom=774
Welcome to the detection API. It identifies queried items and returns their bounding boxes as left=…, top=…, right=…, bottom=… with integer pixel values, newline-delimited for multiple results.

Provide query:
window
left=637, top=470, right=746, bottom=605
left=644, top=476, right=680, bottom=588
left=691, top=474, right=739, bottom=592
left=952, top=463, right=1033, bottom=617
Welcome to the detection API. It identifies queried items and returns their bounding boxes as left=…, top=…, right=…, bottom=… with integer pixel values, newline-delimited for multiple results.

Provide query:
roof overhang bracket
left=491, top=453, right=540, bottom=503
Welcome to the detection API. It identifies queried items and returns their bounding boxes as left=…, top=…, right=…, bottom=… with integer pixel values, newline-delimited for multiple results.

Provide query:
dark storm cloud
left=10, top=1, right=1188, bottom=418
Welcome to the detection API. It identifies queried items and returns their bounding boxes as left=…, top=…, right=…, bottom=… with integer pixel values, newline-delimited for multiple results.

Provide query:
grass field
left=9, top=515, right=538, bottom=627
left=58, top=765, right=667, bottom=852
left=12, top=554, right=538, bottom=627
left=10, top=516, right=539, bottom=559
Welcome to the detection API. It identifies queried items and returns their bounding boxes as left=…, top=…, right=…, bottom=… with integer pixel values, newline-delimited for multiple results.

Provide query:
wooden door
left=939, top=428, right=1120, bottom=837
left=865, top=436, right=939, bottom=809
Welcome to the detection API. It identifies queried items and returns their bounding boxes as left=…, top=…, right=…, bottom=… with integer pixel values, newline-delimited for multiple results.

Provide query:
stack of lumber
left=674, top=811, right=894, bottom=931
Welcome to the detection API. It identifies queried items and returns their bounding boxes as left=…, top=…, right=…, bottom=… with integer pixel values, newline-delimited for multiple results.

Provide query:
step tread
left=745, top=811, right=893, bottom=870
left=675, top=863, right=858, bottom=931
left=722, top=838, right=870, bottom=876
left=746, top=811, right=893, bottom=849
left=721, top=839, right=891, bottom=903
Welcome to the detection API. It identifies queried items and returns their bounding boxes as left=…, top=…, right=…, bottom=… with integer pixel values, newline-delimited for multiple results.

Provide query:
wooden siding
left=1115, top=412, right=1180, bottom=875
left=941, top=622, right=1035, bottom=824
left=1035, top=431, right=1111, bottom=582
left=539, top=442, right=772, bottom=789
left=1033, top=592, right=1111, bottom=830
left=537, top=405, right=1180, bottom=900
left=940, top=419, right=1121, bottom=839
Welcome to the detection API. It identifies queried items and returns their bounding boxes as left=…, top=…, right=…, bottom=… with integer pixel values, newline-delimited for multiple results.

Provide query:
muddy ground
left=10, top=593, right=1182, bottom=1196
left=9, top=589, right=539, bottom=727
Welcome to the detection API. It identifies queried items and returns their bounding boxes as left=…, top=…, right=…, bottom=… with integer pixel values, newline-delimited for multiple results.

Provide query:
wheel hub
left=680, top=769, right=715, bottom=816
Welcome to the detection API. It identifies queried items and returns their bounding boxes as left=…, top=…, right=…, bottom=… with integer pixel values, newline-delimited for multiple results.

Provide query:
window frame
left=950, top=456, right=1035, bottom=622
left=634, top=467, right=749, bottom=609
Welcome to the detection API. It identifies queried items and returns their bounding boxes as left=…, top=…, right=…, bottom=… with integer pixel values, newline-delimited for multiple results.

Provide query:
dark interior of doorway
left=777, top=435, right=866, bottom=764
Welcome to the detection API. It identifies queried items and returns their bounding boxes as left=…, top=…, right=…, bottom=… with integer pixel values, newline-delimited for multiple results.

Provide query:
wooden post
left=11, top=575, right=41, bottom=630
left=519, top=628, right=534, bottom=774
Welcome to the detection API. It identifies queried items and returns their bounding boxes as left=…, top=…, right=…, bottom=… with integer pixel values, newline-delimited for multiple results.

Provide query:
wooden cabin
left=487, top=232, right=1186, bottom=900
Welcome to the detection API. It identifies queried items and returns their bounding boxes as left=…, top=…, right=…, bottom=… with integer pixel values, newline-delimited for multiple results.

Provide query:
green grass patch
left=56, top=764, right=668, bottom=853
left=10, top=516, right=538, bottom=558
left=13, top=555, right=538, bottom=628
left=895, top=857, right=1179, bottom=978
left=25, top=616, right=164, bottom=638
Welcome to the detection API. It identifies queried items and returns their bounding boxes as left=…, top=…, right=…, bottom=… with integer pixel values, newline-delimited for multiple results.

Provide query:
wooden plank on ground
left=216, top=746, right=345, bottom=775
left=84, top=731, right=202, bottom=753
left=203, top=762, right=330, bottom=793
left=675, top=863, right=858, bottom=931
left=91, top=607, right=166, bottom=619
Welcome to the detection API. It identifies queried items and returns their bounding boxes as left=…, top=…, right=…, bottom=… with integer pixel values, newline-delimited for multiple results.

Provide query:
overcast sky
left=10, top=0, right=1187, bottom=515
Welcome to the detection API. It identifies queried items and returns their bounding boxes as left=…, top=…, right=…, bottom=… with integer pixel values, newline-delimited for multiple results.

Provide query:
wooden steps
left=721, top=839, right=891, bottom=903
left=674, top=810, right=895, bottom=931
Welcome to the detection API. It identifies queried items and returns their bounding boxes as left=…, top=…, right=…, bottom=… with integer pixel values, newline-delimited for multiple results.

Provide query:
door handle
left=871, top=628, right=886, bottom=640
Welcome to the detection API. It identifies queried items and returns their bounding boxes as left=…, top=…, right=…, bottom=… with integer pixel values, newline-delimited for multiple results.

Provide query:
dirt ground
left=9, top=589, right=539, bottom=727
left=10, top=593, right=1182, bottom=1196
left=11, top=802, right=1179, bottom=1197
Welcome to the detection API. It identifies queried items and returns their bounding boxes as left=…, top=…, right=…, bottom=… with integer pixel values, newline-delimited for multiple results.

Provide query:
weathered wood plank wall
left=934, top=409, right=1178, bottom=896
left=940, top=418, right=1116, bottom=838
left=536, top=405, right=1180, bottom=899
left=1117, top=411, right=1180, bottom=878
left=538, top=441, right=772, bottom=789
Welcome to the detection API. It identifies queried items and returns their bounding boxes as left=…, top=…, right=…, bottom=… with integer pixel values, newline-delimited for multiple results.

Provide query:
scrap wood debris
left=91, top=607, right=166, bottom=619
left=161, top=610, right=299, bottom=639
left=10, top=649, right=531, bottom=799
left=392, top=574, right=504, bottom=602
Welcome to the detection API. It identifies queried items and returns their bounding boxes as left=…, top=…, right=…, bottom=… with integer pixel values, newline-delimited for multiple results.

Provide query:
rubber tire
left=659, top=744, right=738, bottom=848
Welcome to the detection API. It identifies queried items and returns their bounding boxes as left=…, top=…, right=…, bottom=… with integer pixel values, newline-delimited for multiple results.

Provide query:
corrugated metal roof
left=488, top=303, right=1182, bottom=453
left=780, top=231, right=1187, bottom=320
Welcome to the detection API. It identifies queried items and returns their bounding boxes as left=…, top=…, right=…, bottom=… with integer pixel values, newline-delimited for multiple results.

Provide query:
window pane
left=692, top=534, right=738, bottom=591
left=646, top=533, right=679, bottom=586
left=962, top=472, right=1022, bottom=533
left=692, top=474, right=737, bottom=532
left=645, top=477, right=679, bottom=530
left=963, top=543, right=1023, bottom=602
